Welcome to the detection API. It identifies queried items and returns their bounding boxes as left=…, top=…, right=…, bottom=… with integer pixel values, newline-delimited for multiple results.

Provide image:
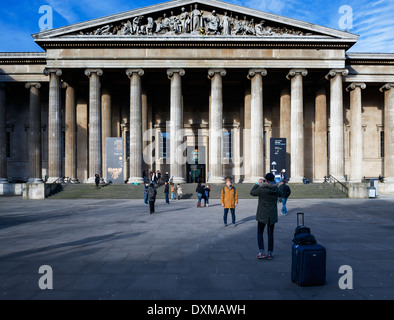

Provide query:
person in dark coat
left=95, top=174, right=100, bottom=189
left=148, top=183, right=157, bottom=214
left=250, top=173, right=280, bottom=260
left=196, top=183, right=204, bottom=207
left=278, top=179, right=291, bottom=215
left=164, top=181, right=170, bottom=204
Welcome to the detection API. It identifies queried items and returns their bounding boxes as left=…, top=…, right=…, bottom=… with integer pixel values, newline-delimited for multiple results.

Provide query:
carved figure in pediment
left=146, top=17, right=155, bottom=35
left=220, top=11, right=232, bottom=35
left=231, top=16, right=244, bottom=35
left=242, top=17, right=255, bottom=35
left=156, top=13, right=171, bottom=33
left=132, top=16, right=144, bottom=35
left=255, top=20, right=273, bottom=36
left=192, top=4, right=202, bottom=31
left=180, top=7, right=191, bottom=33
left=169, top=11, right=182, bottom=33
left=120, top=20, right=132, bottom=35
left=93, top=24, right=113, bottom=35
left=204, top=10, right=220, bottom=35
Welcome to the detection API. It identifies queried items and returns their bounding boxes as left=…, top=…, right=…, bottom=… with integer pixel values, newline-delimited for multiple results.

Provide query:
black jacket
left=278, top=184, right=291, bottom=198
left=164, top=184, right=169, bottom=193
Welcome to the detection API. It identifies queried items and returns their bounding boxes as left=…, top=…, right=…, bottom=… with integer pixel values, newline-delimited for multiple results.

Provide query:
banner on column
left=106, top=137, right=124, bottom=183
left=270, top=138, right=286, bottom=182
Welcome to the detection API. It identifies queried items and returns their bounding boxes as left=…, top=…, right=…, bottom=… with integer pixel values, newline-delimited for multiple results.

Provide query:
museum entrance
left=187, top=164, right=206, bottom=183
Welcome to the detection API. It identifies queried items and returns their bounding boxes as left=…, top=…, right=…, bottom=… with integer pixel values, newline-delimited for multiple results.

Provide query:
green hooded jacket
left=250, top=183, right=280, bottom=224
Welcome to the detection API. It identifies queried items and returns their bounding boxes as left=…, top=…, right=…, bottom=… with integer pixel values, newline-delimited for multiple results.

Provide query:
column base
left=28, top=178, right=44, bottom=184
left=208, top=177, right=225, bottom=184
left=171, top=177, right=186, bottom=184
left=349, top=178, right=362, bottom=183
left=244, top=176, right=264, bottom=184
left=288, top=177, right=304, bottom=184
left=128, top=177, right=144, bottom=184
left=47, top=177, right=63, bottom=184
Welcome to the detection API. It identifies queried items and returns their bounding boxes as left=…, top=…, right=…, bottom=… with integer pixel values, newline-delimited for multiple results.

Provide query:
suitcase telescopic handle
left=297, top=212, right=305, bottom=226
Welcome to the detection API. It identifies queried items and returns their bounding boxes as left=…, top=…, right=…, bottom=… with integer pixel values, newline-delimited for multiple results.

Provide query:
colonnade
left=0, top=68, right=393, bottom=185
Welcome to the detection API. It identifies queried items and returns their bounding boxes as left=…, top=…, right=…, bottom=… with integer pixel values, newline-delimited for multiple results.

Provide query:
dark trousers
left=257, top=222, right=275, bottom=252
left=165, top=192, right=169, bottom=204
left=149, top=201, right=155, bottom=214
left=223, top=208, right=235, bottom=225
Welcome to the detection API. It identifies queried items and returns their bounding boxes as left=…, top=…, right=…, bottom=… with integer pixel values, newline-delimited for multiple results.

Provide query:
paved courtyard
left=0, top=196, right=394, bottom=300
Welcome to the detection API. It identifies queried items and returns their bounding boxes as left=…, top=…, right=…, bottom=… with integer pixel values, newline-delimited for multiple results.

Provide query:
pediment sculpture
left=76, top=4, right=314, bottom=37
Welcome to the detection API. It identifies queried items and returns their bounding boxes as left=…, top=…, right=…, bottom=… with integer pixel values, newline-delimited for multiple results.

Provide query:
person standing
left=143, top=182, right=149, bottom=204
left=148, top=183, right=157, bottom=214
left=250, top=173, right=279, bottom=260
left=170, top=183, right=176, bottom=200
left=196, top=182, right=204, bottom=207
left=221, top=178, right=238, bottom=226
left=204, top=184, right=211, bottom=207
left=164, top=181, right=170, bottom=204
left=95, top=174, right=100, bottom=190
left=177, top=183, right=183, bottom=200
left=278, top=179, right=291, bottom=215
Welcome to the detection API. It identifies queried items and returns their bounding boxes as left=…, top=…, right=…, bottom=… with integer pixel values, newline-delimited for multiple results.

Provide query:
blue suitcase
left=291, top=213, right=326, bottom=286
left=291, top=243, right=326, bottom=286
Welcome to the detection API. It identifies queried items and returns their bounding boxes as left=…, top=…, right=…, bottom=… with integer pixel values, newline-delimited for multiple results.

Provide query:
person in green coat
left=250, top=172, right=280, bottom=260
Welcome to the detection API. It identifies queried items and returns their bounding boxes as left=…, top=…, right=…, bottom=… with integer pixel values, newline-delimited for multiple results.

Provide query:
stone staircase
left=47, top=182, right=347, bottom=200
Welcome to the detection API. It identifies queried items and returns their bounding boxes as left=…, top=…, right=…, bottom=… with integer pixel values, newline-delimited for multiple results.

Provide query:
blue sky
left=0, top=0, right=393, bottom=53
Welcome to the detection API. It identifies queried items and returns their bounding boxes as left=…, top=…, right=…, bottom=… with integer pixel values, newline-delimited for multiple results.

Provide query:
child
left=177, top=184, right=183, bottom=200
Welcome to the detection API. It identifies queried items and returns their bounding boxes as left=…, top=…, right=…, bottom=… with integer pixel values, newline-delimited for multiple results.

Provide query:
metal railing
left=327, top=175, right=349, bottom=196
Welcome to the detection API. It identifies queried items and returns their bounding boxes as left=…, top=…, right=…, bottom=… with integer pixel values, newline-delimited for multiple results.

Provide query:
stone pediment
left=33, top=0, right=358, bottom=43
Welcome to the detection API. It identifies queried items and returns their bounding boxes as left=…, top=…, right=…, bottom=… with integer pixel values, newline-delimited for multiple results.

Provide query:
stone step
left=48, top=182, right=347, bottom=199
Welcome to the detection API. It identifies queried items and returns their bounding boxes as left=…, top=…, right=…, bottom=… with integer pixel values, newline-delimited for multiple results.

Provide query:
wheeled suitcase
left=291, top=213, right=326, bottom=286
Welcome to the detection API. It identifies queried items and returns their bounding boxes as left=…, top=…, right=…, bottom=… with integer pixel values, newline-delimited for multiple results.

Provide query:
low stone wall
left=0, top=183, right=23, bottom=196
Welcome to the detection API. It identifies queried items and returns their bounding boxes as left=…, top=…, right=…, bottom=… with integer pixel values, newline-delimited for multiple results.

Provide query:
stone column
left=346, top=83, right=366, bottom=183
left=167, top=69, right=186, bottom=183
left=85, top=69, right=103, bottom=183
left=208, top=68, right=226, bottom=183
left=380, top=83, right=394, bottom=183
left=325, top=69, right=348, bottom=181
left=62, top=82, right=77, bottom=182
left=101, top=86, right=112, bottom=182
left=44, top=68, right=63, bottom=183
left=25, top=82, right=43, bottom=183
left=314, top=87, right=328, bottom=182
left=247, top=68, right=267, bottom=181
left=286, top=69, right=308, bottom=183
left=280, top=86, right=291, bottom=177
left=126, top=69, right=144, bottom=183
left=0, top=83, right=7, bottom=184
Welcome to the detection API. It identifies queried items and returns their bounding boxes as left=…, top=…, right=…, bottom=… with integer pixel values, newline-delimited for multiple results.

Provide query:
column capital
left=167, top=69, right=185, bottom=79
left=379, top=83, right=394, bottom=92
left=85, top=68, right=103, bottom=77
left=25, top=82, right=41, bottom=89
left=325, top=68, right=348, bottom=80
left=346, top=82, right=366, bottom=92
left=43, top=68, right=62, bottom=77
left=126, top=68, right=144, bottom=78
left=286, top=68, right=308, bottom=80
left=247, top=68, right=267, bottom=80
left=208, top=68, right=226, bottom=80
left=61, top=81, right=73, bottom=89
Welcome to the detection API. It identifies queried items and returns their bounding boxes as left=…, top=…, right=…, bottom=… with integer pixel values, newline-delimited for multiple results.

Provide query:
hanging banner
left=106, top=137, right=124, bottom=183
